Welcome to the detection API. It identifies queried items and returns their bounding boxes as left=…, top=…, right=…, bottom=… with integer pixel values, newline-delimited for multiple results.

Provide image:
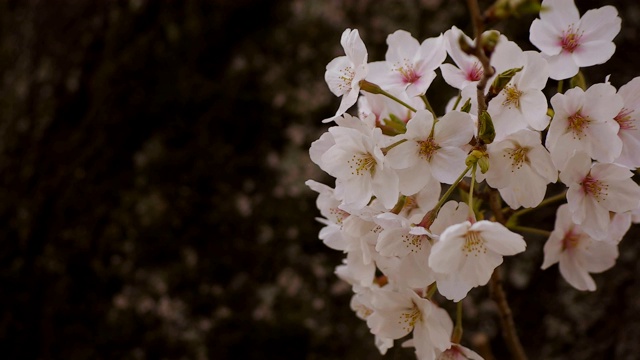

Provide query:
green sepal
left=478, top=111, right=496, bottom=145
left=382, top=113, right=407, bottom=134
left=488, top=66, right=523, bottom=99
left=460, top=98, right=472, bottom=113
left=569, top=71, right=586, bottom=91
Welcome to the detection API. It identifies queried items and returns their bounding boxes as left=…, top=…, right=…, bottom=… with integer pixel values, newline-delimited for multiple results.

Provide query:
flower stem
left=421, top=94, right=438, bottom=119
left=508, top=190, right=567, bottom=218
left=419, top=164, right=472, bottom=227
left=509, top=225, right=551, bottom=237
left=452, top=301, right=464, bottom=343
left=381, top=89, right=417, bottom=113
left=469, top=163, right=477, bottom=219
left=381, top=139, right=407, bottom=154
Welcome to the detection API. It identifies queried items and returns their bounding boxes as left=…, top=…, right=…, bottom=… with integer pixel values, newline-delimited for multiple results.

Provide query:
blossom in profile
left=542, top=204, right=619, bottom=291
left=612, top=76, right=640, bottom=169
left=529, top=0, right=621, bottom=80
left=324, top=29, right=369, bottom=122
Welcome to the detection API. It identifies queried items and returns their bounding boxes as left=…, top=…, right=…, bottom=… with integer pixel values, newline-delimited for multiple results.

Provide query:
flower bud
left=465, top=149, right=490, bottom=173
left=358, top=79, right=383, bottom=94
left=481, top=30, right=500, bottom=58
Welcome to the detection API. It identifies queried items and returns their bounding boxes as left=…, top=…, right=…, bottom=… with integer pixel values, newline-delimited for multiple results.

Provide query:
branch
left=488, top=189, right=528, bottom=360
left=466, top=0, right=495, bottom=115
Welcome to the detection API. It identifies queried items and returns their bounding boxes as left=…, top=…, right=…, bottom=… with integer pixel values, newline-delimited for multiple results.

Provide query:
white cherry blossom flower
left=324, top=28, right=369, bottom=122
left=613, top=76, right=640, bottom=168
left=546, top=83, right=623, bottom=170
left=367, top=288, right=452, bottom=358
left=305, top=180, right=349, bottom=251
left=428, top=201, right=478, bottom=302
left=436, top=344, right=484, bottom=360
left=358, top=90, right=425, bottom=128
left=529, top=0, right=621, bottom=80
left=429, top=220, right=526, bottom=299
left=322, top=125, right=399, bottom=209
left=386, top=110, right=474, bottom=190
left=349, top=285, right=394, bottom=355
left=368, top=30, right=447, bottom=97
left=487, top=51, right=550, bottom=140
left=560, top=152, right=640, bottom=240
left=374, top=212, right=436, bottom=288
left=541, top=204, right=619, bottom=291
left=440, top=26, right=485, bottom=91
left=484, top=129, right=557, bottom=209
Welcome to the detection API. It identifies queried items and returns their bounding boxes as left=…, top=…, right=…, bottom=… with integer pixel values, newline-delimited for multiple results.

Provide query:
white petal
left=530, top=18, right=562, bottom=56
left=429, top=222, right=469, bottom=274
left=579, top=6, right=621, bottom=44
left=559, top=251, right=596, bottom=291
left=545, top=52, right=579, bottom=80
left=473, top=221, right=526, bottom=256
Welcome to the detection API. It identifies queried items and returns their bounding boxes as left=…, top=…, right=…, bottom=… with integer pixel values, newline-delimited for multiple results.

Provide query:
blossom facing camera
left=529, top=0, right=621, bottom=80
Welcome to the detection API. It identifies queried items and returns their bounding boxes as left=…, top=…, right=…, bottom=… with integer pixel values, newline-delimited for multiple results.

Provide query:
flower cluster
left=307, top=0, right=640, bottom=358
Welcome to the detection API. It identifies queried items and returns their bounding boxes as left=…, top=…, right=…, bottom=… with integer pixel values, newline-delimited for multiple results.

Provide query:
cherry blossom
left=541, top=204, right=619, bottom=291
left=305, top=180, right=349, bottom=251
left=613, top=76, right=640, bottom=168
left=368, top=30, right=447, bottom=97
left=367, top=288, right=452, bottom=359
left=560, top=152, right=640, bottom=240
left=386, top=109, right=474, bottom=189
left=324, top=28, right=369, bottom=122
left=374, top=212, right=435, bottom=288
left=436, top=344, right=484, bottom=360
left=529, top=0, right=621, bottom=80
left=440, top=26, right=485, bottom=91
left=484, top=129, right=557, bottom=209
left=487, top=51, right=550, bottom=140
left=546, top=83, right=622, bottom=170
left=321, top=125, right=399, bottom=209
left=429, top=220, right=526, bottom=300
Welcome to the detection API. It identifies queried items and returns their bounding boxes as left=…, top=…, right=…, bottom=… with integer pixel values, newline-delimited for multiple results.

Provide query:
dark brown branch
left=488, top=189, right=528, bottom=360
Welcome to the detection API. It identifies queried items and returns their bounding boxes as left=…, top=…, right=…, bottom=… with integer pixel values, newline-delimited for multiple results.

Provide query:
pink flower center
left=399, top=66, right=421, bottom=84
left=562, top=229, right=581, bottom=250
left=615, top=108, right=636, bottom=131
left=467, top=62, right=484, bottom=81
left=580, top=174, right=608, bottom=201
left=567, top=111, right=590, bottom=139
left=560, top=26, right=583, bottom=53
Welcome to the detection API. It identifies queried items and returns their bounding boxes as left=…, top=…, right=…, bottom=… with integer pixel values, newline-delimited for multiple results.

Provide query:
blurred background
left=1, top=0, right=640, bottom=359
